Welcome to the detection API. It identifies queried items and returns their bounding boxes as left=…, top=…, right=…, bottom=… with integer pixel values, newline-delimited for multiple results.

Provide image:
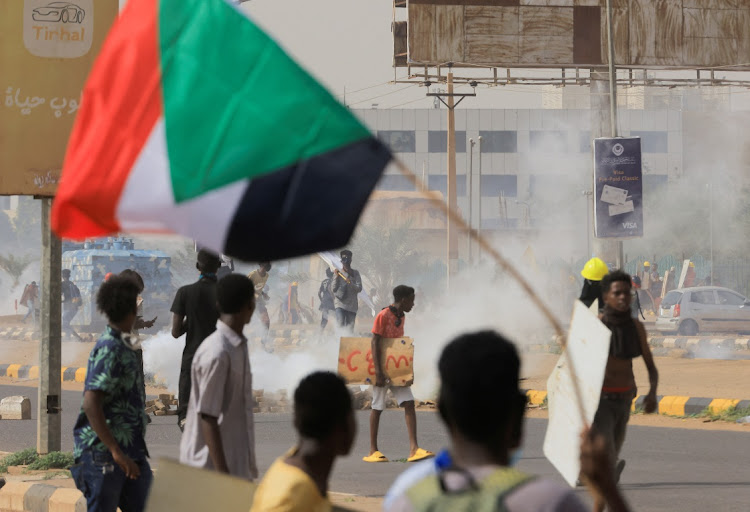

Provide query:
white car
left=655, top=286, right=750, bottom=335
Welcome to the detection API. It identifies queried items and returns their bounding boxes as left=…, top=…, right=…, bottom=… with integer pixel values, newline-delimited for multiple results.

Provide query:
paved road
left=1, top=385, right=749, bottom=511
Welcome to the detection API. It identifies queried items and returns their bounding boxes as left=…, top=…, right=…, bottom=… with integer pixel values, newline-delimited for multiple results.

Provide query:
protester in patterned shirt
left=71, top=275, right=151, bottom=512
left=363, top=285, right=433, bottom=464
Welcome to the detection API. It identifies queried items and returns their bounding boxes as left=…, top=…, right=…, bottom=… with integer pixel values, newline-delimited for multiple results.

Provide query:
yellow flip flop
left=407, top=448, right=435, bottom=463
left=362, top=451, right=389, bottom=463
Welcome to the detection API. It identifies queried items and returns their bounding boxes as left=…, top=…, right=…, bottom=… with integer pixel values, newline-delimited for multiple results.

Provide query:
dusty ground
left=522, top=353, right=750, bottom=400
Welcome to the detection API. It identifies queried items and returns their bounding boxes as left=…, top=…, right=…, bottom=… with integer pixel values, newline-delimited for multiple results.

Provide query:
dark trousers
left=177, top=351, right=194, bottom=422
left=62, top=304, right=82, bottom=340
left=70, top=450, right=152, bottom=512
left=592, top=392, right=633, bottom=476
left=335, top=308, right=357, bottom=330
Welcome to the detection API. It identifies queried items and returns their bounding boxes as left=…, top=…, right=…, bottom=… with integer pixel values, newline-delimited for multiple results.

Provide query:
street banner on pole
left=0, top=0, right=118, bottom=196
left=543, top=301, right=611, bottom=487
left=593, top=137, right=643, bottom=239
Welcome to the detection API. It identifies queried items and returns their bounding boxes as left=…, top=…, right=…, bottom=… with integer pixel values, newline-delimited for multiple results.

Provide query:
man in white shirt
left=179, top=274, right=257, bottom=480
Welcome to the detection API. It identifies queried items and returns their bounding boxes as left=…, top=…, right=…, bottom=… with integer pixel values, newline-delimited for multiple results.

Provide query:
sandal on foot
left=363, top=451, right=389, bottom=463
left=407, top=448, right=435, bottom=462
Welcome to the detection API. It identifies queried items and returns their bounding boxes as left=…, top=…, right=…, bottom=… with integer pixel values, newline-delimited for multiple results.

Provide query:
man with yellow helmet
left=684, top=261, right=696, bottom=287
left=580, top=257, right=608, bottom=309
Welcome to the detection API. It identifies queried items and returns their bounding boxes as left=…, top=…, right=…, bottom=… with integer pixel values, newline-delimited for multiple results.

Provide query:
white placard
left=677, top=259, right=690, bottom=289
left=543, top=301, right=611, bottom=487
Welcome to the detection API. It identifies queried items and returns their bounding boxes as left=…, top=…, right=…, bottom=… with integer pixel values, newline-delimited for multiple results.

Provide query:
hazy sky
left=115, top=1, right=750, bottom=111
left=244, top=0, right=546, bottom=110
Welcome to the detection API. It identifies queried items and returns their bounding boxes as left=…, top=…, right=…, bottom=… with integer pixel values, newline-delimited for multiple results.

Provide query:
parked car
left=655, top=286, right=750, bottom=335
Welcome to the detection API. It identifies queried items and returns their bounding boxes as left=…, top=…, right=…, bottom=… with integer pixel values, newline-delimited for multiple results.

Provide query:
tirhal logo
left=32, top=2, right=85, bottom=23
left=612, top=143, right=624, bottom=156
left=24, top=0, right=93, bottom=58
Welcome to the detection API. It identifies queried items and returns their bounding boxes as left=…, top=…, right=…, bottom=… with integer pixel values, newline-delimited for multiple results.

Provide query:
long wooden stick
left=394, top=159, right=589, bottom=426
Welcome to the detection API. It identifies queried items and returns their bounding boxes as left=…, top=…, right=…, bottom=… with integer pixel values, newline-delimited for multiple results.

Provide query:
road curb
left=0, top=482, right=85, bottom=512
left=523, top=389, right=750, bottom=416
left=649, top=337, right=750, bottom=351
left=0, top=365, right=85, bottom=383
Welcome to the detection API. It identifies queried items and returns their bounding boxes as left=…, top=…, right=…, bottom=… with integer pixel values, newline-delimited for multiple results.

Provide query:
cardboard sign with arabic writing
left=338, top=337, right=414, bottom=386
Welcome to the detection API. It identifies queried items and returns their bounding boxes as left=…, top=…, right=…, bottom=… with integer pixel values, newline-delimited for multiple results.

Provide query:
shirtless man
left=594, top=270, right=659, bottom=512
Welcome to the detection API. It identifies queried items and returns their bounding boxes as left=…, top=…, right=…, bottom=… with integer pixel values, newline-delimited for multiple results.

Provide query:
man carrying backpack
left=384, top=330, right=631, bottom=512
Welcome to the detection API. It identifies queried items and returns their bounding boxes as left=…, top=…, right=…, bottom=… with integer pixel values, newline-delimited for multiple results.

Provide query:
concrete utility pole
left=426, top=68, right=476, bottom=289
left=446, top=72, right=458, bottom=287
left=590, top=0, right=624, bottom=269
left=38, top=198, right=62, bottom=454
left=468, top=138, right=476, bottom=263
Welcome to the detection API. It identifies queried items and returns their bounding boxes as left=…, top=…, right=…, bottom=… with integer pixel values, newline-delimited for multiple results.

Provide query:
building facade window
left=630, top=131, right=668, bottom=153
left=479, top=131, right=517, bottom=153
left=377, top=130, right=416, bottom=153
left=428, top=131, right=467, bottom=153
left=428, top=175, right=467, bottom=196
left=480, top=175, right=517, bottom=197
left=377, top=175, right=416, bottom=192
left=530, top=131, right=568, bottom=153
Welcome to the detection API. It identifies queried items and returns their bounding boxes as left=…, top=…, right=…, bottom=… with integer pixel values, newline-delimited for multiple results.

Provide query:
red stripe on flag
left=52, top=0, right=163, bottom=239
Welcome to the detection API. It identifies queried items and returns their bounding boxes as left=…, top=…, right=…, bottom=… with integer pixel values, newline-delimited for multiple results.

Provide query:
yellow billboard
left=0, top=0, right=118, bottom=196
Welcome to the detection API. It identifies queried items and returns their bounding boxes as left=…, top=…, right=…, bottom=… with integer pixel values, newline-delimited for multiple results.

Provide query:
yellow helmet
left=689, top=262, right=695, bottom=268
left=581, top=257, right=608, bottom=281
left=643, top=261, right=651, bottom=267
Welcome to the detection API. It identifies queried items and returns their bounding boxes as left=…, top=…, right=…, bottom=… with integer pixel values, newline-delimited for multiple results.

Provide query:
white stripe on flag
left=116, top=118, right=247, bottom=254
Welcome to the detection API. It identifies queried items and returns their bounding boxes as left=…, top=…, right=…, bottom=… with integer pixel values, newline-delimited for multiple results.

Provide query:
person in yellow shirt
left=251, top=372, right=356, bottom=512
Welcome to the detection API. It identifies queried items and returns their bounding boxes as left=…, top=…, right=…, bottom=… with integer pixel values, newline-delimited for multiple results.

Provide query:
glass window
left=480, top=175, right=517, bottom=197
left=377, top=130, right=416, bottom=153
left=427, top=175, right=467, bottom=196
left=630, top=131, right=668, bottom=153
left=377, top=175, right=416, bottom=191
left=428, top=131, right=467, bottom=153
left=689, top=290, right=716, bottom=305
left=717, top=291, right=746, bottom=306
left=662, top=291, right=682, bottom=307
left=479, top=131, right=517, bottom=153
left=530, top=131, right=568, bottom=153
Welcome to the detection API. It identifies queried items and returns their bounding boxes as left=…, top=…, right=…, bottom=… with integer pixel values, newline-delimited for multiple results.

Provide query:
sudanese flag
left=52, top=0, right=391, bottom=261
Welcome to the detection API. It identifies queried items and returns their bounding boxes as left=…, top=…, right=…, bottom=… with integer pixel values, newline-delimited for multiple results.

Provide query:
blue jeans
left=335, top=308, right=357, bottom=329
left=70, top=450, right=152, bottom=512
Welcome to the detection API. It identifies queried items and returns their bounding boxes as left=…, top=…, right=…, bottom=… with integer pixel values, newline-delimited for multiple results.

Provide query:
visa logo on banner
left=23, top=0, right=94, bottom=58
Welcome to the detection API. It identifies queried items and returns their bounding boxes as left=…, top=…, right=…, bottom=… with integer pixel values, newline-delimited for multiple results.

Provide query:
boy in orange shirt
left=363, top=285, right=432, bottom=463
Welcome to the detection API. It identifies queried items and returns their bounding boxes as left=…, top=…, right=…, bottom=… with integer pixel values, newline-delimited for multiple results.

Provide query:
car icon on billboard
left=32, top=2, right=85, bottom=23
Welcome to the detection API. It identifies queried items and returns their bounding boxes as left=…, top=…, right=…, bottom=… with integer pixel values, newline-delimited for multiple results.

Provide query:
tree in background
left=350, top=221, right=428, bottom=304
left=0, top=253, right=34, bottom=289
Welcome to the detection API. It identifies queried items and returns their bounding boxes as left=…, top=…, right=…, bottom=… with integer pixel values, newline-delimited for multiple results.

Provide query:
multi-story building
left=353, top=106, right=682, bottom=231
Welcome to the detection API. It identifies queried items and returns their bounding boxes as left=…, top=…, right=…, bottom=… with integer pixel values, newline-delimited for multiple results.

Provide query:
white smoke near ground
left=142, top=331, right=185, bottom=393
